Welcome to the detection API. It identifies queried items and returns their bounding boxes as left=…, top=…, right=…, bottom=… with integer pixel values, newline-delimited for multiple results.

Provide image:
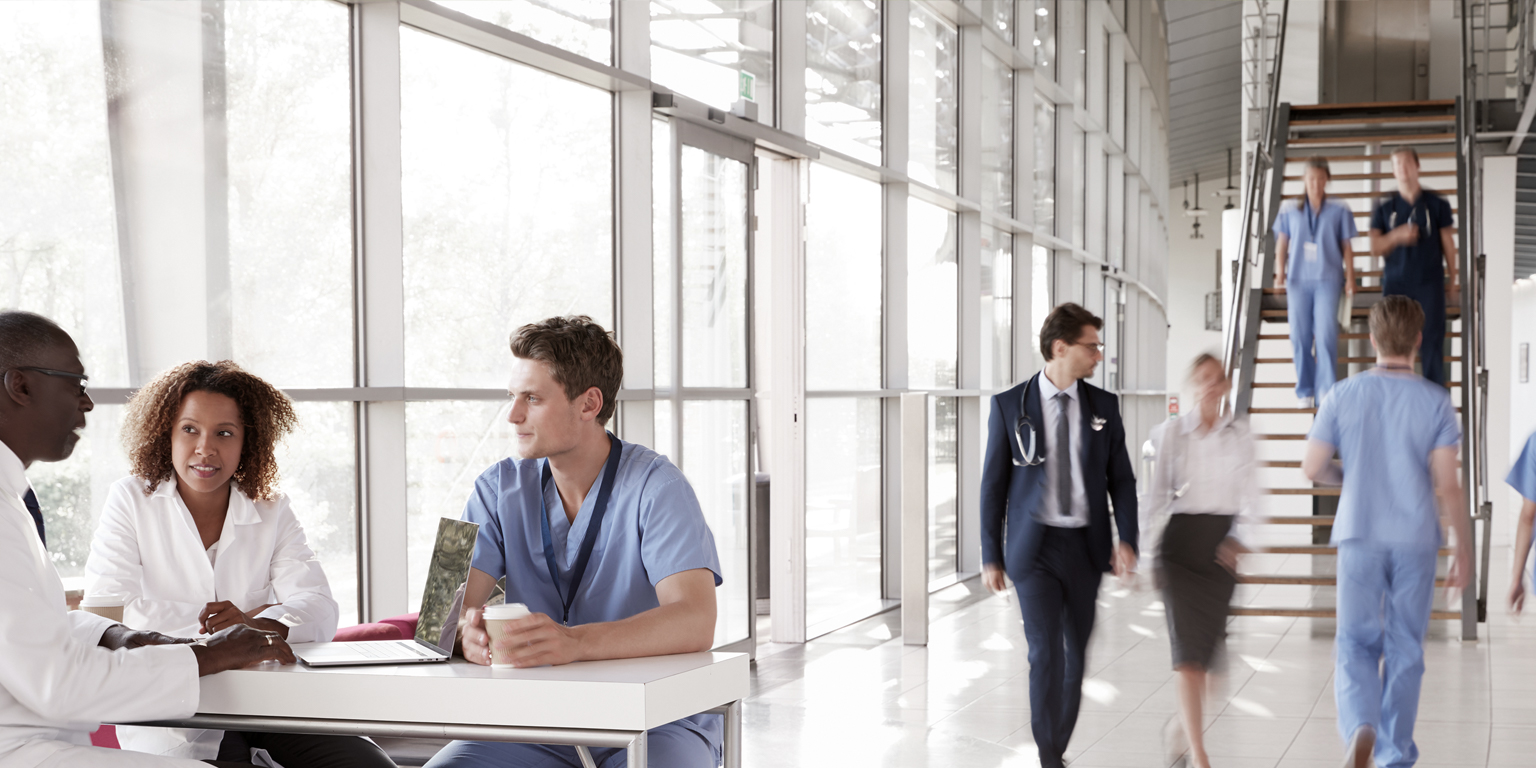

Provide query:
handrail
left=1459, top=0, right=1490, bottom=637
left=1222, top=0, right=1290, bottom=399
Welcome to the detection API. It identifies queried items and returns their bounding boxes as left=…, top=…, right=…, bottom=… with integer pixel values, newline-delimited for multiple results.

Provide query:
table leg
left=626, top=730, right=647, bottom=768
left=575, top=746, right=598, bottom=768
left=723, top=699, right=742, bottom=768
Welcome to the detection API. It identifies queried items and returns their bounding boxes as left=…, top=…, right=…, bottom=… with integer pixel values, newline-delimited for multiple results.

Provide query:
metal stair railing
left=1223, top=0, right=1290, bottom=415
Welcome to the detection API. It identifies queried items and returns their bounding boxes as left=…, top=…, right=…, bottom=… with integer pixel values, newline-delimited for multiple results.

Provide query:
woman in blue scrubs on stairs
left=1273, top=156, right=1358, bottom=408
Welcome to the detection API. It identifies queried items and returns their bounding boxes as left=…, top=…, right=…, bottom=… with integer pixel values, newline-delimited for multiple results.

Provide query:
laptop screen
left=415, top=518, right=479, bottom=651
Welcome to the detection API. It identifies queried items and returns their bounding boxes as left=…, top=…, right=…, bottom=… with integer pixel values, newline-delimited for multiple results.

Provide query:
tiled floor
left=744, top=546, right=1536, bottom=767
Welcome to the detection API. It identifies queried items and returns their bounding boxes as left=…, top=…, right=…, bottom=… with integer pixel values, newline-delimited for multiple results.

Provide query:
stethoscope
left=1013, top=374, right=1106, bottom=467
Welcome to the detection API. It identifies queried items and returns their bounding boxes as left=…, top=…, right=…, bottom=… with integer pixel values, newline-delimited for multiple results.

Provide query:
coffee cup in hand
left=483, top=603, right=531, bottom=668
left=80, top=594, right=126, bottom=623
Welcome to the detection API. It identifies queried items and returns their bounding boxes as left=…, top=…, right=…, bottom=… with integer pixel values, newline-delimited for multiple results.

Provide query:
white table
left=131, top=651, right=748, bottom=768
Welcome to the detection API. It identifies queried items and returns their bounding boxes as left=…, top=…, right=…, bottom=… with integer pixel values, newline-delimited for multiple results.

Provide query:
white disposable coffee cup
left=80, top=594, right=126, bottom=623
left=483, top=603, right=531, bottom=668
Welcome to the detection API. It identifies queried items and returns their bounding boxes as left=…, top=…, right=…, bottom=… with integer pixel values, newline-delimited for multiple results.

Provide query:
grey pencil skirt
left=1158, top=513, right=1237, bottom=670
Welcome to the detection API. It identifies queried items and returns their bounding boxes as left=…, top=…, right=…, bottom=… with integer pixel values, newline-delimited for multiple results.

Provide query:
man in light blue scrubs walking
left=1273, top=156, right=1358, bottom=407
left=1505, top=430, right=1536, bottom=613
left=1302, top=296, right=1471, bottom=768
left=425, top=316, right=724, bottom=768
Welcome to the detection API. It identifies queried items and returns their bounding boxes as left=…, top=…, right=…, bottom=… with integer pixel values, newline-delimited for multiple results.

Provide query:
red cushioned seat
left=332, top=622, right=404, bottom=642
left=91, top=725, right=119, bottom=749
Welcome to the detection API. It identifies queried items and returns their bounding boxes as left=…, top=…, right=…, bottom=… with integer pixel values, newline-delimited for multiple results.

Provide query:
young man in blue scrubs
left=1303, top=296, right=1471, bottom=768
left=1505, top=430, right=1536, bottom=613
left=425, top=316, right=723, bottom=768
left=1369, top=147, right=1459, bottom=386
left=1273, top=156, right=1358, bottom=407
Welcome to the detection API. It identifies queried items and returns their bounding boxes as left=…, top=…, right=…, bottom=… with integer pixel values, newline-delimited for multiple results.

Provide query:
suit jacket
left=979, top=372, right=1139, bottom=582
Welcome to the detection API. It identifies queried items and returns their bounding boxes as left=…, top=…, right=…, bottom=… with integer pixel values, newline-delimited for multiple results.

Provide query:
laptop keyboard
left=352, top=640, right=438, bottom=659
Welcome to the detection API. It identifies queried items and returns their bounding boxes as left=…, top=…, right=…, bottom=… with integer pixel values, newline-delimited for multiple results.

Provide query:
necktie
left=23, top=488, right=45, bottom=548
left=1054, top=391, right=1073, bottom=521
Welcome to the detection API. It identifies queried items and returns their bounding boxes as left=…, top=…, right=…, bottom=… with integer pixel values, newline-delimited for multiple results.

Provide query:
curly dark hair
left=122, top=361, right=298, bottom=501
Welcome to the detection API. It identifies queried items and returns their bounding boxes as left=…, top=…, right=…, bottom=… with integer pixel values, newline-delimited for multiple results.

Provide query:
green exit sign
left=739, top=70, right=755, bottom=102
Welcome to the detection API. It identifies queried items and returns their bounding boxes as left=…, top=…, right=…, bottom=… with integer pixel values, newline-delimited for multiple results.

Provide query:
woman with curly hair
left=83, top=361, right=395, bottom=768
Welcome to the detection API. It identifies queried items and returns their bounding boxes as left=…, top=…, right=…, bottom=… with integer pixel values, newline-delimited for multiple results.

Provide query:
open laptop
left=293, top=518, right=478, bottom=667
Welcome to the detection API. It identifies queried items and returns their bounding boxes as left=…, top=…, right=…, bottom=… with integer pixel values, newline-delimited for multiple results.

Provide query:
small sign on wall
left=1168, top=395, right=1180, bottom=418
left=1522, top=343, right=1530, bottom=384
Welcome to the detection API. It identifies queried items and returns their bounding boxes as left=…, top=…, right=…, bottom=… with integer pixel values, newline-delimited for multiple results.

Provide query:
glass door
left=654, top=118, right=755, bottom=654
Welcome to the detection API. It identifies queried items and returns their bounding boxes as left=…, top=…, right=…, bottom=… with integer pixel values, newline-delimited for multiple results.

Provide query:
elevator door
left=1324, top=0, right=1430, bottom=104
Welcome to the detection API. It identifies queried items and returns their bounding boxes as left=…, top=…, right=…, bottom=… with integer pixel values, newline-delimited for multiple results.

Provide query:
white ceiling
left=1166, top=0, right=1243, bottom=194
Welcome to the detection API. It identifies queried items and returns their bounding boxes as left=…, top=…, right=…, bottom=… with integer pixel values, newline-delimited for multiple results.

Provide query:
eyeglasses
left=1072, top=341, right=1106, bottom=353
left=12, top=366, right=90, bottom=395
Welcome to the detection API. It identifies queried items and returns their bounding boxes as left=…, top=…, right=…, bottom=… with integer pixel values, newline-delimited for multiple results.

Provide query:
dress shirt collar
left=148, top=475, right=262, bottom=526
left=1037, top=371, right=1079, bottom=405
left=0, top=439, right=29, bottom=503
left=1179, top=409, right=1234, bottom=436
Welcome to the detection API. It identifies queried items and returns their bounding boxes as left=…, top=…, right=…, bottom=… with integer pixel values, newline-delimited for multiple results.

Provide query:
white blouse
left=1140, top=412, right=1264, bottom=554
left=83, top=475, right=338, bottom=760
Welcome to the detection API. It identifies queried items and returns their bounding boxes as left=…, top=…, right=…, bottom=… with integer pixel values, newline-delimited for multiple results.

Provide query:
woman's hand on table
left=200, top=601, right=288, bottom=639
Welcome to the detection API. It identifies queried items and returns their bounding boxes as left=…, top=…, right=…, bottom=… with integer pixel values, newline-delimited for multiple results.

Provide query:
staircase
left=1226, top=99, right=1473, bottom=630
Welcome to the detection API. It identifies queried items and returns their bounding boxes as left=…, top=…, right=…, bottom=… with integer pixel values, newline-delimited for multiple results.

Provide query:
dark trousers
left=1016, top=526, right=1102, bottom=768
left=1383, top=279, right=1446, bottom=386
left=214, top=730, right=397, bottom=767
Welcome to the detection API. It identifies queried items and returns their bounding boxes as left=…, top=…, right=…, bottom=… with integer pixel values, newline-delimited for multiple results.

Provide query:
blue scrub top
left=1369, top=190, right=1455, bottom=289
left=1508, top=431, right=1536, bottom=502
left=463, top=438, right=723, bottom=625
left=1309, top=369, right=1461, bottom=548
left=462, top=438, right=724, bottom=745
left=1272, top=197, right=1358, bottom=285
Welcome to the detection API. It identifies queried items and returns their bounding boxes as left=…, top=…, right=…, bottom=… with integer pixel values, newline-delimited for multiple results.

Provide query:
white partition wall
left=2, top=0, right=1172, bottom=648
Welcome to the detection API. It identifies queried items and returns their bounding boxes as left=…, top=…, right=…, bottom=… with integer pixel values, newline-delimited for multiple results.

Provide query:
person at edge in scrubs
left=0, top=310, right=293, bottom=768
left=1369, top=146, right=1459, bottom=387
left=426, top=316, right=723, bottom=768
left=1273, top=155, right=1358, bottom=408
left=1506, top=430, right=1536, bottom=613
left=83, top=361, right=396, bottom=768
left=1302, top=296, right=1471, bottom=768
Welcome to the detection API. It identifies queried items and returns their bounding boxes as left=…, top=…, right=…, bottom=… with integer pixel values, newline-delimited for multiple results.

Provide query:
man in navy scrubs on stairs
left=1369, top=146, right=1459, bottom=386
left=979, top=303, right=1139, bottom=768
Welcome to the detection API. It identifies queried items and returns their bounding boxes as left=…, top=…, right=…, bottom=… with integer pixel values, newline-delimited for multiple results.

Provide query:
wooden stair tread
left=1253, top=380, right=1462, bottom=388
left=1281, top=191, right=1455, bottom=201
left=1263, top=515, right=1337, bottom=524
left=1256, top=356, right=1461, bottom=364
left=1290, top=114, right=1453, bottom=127
left=1262, top=307, right=1461, bottom=319
left=1236, top=575, right=1452, bottom=586
left=1287, top=99, right=1456, bottom=111
left=1264, top=286, right=1384, bottom=295
left=1255, top=434, right=1308, bottom=440
left=1250, top=407, right=1317, bottom=414
left=1260, top=461, right=1302, bottom=468
left=1256, top=545, right=1453, bottom=555
left=1263, top=488, right=1343, bottom=496
left=1259, top=333, right=1370, bottom=340
left=1289, top=132, right=1455, bottom=146
left=1231, top=607, right=1460, bottom=619
left=1285, top=151, right=1454, bottom=163
left=1284, top=170, right=1456, bottom=181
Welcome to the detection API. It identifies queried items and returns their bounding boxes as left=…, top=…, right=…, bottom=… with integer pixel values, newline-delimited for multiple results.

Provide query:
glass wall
left=435, top=0, right=612, bottom=64
left=805, top=0, right=881, bottom=163
left=908, top=200, right=958, bottom=390
left=651, top=1, right=774, bottom=122
left=908, top=4, right=958, bottom=192
left=2, top=0, right=1173, bottom=646
left=981, top=52, right=1014, bottom=217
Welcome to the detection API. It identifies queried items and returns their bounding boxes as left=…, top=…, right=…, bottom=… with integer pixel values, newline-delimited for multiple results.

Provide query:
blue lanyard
left=538, top=432, right=623, bottom=625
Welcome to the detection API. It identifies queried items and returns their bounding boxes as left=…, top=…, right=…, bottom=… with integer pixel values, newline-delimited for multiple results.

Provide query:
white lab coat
left=0, top=442, right=203, bottom=768
left=84, top=476, right=339, bottom=760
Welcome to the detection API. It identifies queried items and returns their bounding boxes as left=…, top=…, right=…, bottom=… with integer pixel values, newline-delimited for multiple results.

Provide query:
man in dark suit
left=980, top=302, right=1139, bottom=768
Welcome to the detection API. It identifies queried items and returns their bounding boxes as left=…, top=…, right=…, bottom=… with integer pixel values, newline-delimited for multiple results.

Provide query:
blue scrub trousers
left=1335, top=541, right=1438, bottom=768
left=422, top=722, right=720, bottom=768
left=1286, top=279, right=1342, bottom=400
